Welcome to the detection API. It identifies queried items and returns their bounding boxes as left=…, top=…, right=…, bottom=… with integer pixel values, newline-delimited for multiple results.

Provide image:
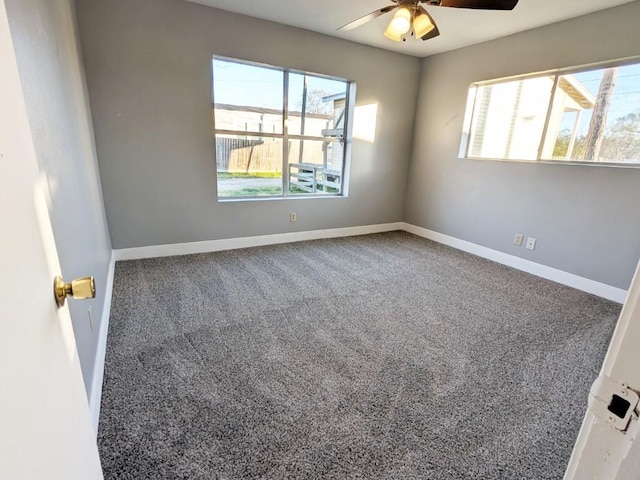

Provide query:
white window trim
left=211, top=55, right=355, bottom=200
left=460, top=55, right=640, bottom=169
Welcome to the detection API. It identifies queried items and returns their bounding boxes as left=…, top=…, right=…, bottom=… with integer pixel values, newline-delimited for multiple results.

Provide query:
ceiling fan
left=338, top=0, right=519, bottom=42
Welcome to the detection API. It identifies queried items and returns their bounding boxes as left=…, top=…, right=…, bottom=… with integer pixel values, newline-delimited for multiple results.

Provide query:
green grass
left=220, top=185, right=320, bottom=197
left=217, top=172, right=282, bottom=179
left=223, top=186, right=284, bottom=197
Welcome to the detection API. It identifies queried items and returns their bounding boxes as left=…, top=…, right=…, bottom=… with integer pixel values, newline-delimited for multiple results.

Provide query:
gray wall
left=75, top=0, right=421, bottom=249
left=406, top=1, right=640, bottom=290
left=6, top=0, right=112, bottom=395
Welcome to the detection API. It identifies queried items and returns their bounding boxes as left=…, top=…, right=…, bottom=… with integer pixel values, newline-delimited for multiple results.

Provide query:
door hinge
left=588, top=375, right=640, bottom=432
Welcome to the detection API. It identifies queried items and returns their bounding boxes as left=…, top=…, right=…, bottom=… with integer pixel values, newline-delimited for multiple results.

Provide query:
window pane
left=216, top=135, right=283, bottom=197
left=212, top=59, right=283, bottom=134
left=544, top=64, right=640, bottom=164
left=468, top=76, right=554, bottom=160
left=211, top=56, right=352, bottom=199
left=287, top=73, right=348, bottom=137
left=288, top=139, right=343, bottom=195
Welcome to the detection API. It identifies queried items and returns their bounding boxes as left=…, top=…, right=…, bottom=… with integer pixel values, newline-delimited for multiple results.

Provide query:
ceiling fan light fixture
left=383, top=28, right=403, bottom=42
left=384, top=6, right=411, bottom=40
left=413, top=12, right=435, bottom=38
left=339, top=0, right=518, bottom=43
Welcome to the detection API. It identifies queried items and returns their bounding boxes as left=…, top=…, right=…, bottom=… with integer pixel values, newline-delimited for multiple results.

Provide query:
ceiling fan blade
left=438, top=0, right=518, bottom=10
left=337, top=5, right=396, bottom=31
left=416, top=5, right=440, bottom=41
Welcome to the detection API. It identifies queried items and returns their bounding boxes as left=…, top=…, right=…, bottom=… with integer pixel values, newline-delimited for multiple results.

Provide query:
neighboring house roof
left=322, top=92, right=346, bottom=102
left=558, top=75, right=596, bottom=109
left=214, top=103, right=332, bottom=120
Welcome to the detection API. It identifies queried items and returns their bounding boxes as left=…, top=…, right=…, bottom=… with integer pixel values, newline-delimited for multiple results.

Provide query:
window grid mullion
left=212, top=129, right=333, bottom=142
left=465, top=86, right=480, bottom=160
left=536, top=73, right=560, bottom=162
left=339, top=83, right=351, bottom=195
left=283, top=70, right=289, bottom=197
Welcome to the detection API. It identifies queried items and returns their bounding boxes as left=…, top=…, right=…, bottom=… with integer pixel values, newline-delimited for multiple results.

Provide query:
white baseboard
left=402, top=223, right=628, bottom=304
left=112, top=222, right=628, bottom=303
left=113, top=223, right=405, bottom=261
left=88, top=251, right=116, bottom=436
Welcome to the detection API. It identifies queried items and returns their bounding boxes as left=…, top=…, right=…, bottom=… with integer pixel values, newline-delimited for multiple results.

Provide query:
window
left=460, top=60, right=640, bottom=166
left=212, top=57, right=353, bottom=199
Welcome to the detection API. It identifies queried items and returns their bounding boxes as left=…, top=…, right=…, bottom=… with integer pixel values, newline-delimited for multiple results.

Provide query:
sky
left=559, top=63, right=640, bottom=134
left=212, top=58, right=347, bottom=113
left=213, top=57, right=640, bottom=140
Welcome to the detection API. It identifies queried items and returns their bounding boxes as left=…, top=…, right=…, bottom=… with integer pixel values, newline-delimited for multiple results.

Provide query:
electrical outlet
left=526, top=237, right=537, bottom=250
left=290, top=212, right=297, bottom=222
left=513, top=233, right=524, bottom=246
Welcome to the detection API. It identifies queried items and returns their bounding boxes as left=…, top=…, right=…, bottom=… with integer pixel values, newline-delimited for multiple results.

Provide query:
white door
left=0, top=1, right=103, bottom=478
left=565, top=259, right=640, bottom=479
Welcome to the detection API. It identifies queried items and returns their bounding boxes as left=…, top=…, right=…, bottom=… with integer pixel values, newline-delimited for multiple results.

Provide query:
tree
left=599, top=110, right=640, bottom=162
left=553, top=129, right=571, bottom=158
left=554, top=109, right=640, bottom=164
left=553, top=129, right=586, bottom=160
left=298, top=89, right=330, bottom=114
left=582, top=68, right=618, bottom=161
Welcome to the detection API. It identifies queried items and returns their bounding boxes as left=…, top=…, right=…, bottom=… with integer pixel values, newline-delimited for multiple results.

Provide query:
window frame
left=460, top=55, right=640, bottom=168
left=211, top=55, right=355, bottom=200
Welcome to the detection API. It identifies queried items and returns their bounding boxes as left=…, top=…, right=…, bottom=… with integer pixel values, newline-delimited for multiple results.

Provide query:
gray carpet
left=98, top=231, right=619, bottom=479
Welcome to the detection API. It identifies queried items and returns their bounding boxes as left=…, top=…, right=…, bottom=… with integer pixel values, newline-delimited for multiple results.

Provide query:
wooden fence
left=216, top=137, right=325, bottom=173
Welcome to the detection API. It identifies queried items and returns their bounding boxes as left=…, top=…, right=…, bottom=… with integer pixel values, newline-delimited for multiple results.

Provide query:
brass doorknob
left=54, top=276, right=96, bottom=308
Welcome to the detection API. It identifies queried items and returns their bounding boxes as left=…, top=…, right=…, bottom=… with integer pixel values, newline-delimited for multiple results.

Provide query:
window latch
left=588, top=375, right=639, bottom=432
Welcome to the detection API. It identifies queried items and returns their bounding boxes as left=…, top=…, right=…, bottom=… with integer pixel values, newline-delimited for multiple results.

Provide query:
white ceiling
left=185, top=0, right=636, bottom=57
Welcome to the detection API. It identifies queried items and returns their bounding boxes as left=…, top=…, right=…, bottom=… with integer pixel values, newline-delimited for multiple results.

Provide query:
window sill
left=217, top=194, right=347, bottom=203
left=462, top=156, right=640, bottom=169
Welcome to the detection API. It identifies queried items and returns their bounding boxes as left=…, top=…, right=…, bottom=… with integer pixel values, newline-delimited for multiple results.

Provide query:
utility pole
left=583, top=68, right=618, bottom=161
